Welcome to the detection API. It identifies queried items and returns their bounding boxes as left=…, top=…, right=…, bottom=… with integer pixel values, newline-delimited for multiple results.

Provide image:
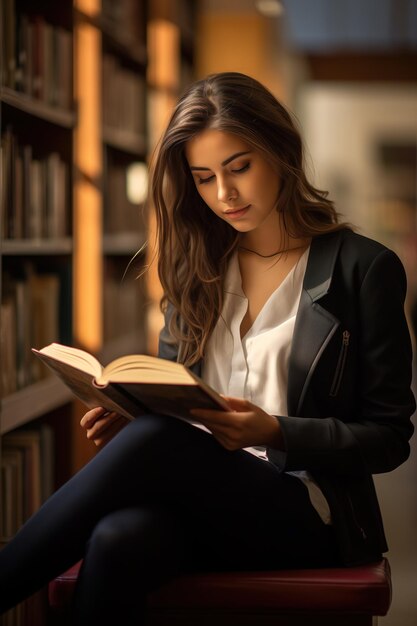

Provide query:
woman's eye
left=232, top=163, right=250, bottom=174
left=198, top=175, right=215, bottom=185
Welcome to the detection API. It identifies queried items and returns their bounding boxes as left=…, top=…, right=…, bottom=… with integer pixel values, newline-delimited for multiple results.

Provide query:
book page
left=100, top=354, right=195, bottom=385
left=32, top=349, right=138, bottom=419
left=33, top=343, right=102, bottom=377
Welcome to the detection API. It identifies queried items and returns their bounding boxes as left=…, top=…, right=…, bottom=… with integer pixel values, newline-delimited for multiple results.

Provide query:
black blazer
left=158, top=229, right=415, bottom=565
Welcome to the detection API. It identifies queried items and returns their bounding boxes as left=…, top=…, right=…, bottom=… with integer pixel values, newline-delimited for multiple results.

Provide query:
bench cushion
left=49, top=558, right=391, bottom=616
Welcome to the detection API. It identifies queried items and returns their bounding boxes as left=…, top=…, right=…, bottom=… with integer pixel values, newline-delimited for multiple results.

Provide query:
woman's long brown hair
left=150, top=72, right=349, bottom=366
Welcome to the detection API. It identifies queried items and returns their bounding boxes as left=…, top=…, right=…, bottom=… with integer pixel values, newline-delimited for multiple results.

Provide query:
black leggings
left=0, top=414, right=339, bottom=625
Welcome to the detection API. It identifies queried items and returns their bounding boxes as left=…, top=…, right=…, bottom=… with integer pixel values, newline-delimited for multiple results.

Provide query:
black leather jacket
left=158, top=229, right=415, bottom=565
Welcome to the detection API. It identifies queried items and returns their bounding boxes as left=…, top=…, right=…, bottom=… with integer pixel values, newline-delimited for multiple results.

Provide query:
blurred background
left=171, top=7, right=417, bottom=623
left=195, top=4, right=417, bottom=625
left=1, top=1, right=416, bottom=624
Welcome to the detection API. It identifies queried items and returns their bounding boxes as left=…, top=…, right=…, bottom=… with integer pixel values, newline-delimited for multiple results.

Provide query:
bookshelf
left=73, top=0, right=149, bottom=364
left=0, top=0, right=76, bottom=622
left=100, top=0, right=148, bottom=359
left=0, top=0, right=75, bottom=419
left=146, top=0, right=197, bottom=353
left=0, top=0, right=196, bottom=622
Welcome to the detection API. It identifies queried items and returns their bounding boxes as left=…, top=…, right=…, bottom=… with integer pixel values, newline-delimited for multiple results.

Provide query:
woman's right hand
left=80, top=407, right=130, bottom=448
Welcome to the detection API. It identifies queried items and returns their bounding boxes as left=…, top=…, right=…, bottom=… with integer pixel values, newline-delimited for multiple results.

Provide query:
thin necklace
left=238, top=243, right=307, bottom=259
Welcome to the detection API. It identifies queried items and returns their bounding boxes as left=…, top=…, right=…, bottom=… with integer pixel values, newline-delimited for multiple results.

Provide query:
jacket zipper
left=329, top=330, right=350, bottom=397
left=347, top=495, right=367, bottom=540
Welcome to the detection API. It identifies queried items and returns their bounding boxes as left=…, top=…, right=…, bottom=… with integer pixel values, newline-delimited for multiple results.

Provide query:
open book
left=32, top=343, right=230, bottom=421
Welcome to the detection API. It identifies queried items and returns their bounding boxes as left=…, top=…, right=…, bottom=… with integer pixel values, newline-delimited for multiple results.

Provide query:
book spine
left=1, top=128, right=70, bottom=240
left=2, top=268, right=63, bottom=390
left=103, top=53, right=146, bottom=135
left=2, top=7, right=72, bottom=110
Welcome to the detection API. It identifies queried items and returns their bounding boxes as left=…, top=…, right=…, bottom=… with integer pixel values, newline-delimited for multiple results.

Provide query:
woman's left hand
left=190, top=396, right=285, bottom=451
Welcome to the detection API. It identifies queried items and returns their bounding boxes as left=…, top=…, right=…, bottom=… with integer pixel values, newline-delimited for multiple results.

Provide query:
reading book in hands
left=32, top=343, right=230, bottom=421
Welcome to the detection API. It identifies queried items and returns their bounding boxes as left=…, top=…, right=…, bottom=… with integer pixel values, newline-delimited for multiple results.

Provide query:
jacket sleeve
left=268, top=249, right=415, bottom=476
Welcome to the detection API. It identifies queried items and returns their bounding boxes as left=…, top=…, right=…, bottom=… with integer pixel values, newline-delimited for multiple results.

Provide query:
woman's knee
left=86, top=507, right=188, bottom=587
left=88, top=509, right=149, bottom=564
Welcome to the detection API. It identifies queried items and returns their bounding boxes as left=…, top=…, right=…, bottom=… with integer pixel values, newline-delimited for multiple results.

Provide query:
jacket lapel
left=287, top=231, right=343, bottom=415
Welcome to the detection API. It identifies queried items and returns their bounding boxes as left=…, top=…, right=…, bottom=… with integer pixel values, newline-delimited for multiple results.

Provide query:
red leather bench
left=48, top=558, right=392, bottom=626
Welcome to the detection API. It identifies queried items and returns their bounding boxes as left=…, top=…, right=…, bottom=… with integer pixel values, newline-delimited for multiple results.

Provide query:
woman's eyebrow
left=190, top=151, right=252, bottom=171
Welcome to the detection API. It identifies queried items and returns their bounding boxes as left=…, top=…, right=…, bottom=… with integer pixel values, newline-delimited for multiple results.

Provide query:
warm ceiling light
left=255, top=0, right=284, bottom=17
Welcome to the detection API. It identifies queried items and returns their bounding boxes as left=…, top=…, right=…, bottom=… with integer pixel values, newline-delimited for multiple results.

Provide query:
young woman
left=0, top=72, right=415, bottom=625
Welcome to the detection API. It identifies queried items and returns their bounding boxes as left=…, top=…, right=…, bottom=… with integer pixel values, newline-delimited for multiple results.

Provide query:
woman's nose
left=217, top=179, right=238, bottom=204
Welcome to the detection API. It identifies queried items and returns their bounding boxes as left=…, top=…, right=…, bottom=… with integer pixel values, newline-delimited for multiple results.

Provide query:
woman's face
left=185, top=129, right=281, bottom=234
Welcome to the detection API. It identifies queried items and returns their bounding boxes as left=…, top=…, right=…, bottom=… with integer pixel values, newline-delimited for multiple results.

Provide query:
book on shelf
left=1, top=0, right=72, bottom=108
left=0, top=127, right=70, bottom=240
left=1, top=267, right=62, bottom=393
left=1, top=0, right=16, bottom=89
left=3, top=430, right=42, bottom=520
left=103, top=262, right=146, bottom=344
left=32, top=343, right=231, bottom=421
left=1, top=424, right=54, bottom=541
left=102, top=0, right=147, bottom=49
left=1, top=448, right=24, bottom=540
left=1, top=296, right=17, bottom=396
left=104, top=161, right=146, bottom=234
left=102, top=54, right=146, bottom=137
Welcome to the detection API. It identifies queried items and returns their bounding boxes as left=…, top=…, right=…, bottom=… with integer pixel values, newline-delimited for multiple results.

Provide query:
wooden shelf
left=101, top=23, right=147, bottom=68
left=102, top=231, right=147, bottom=256
left=103, top=126, right=147, bottom=155
left=1, top=377, right=73, bottom=435
left=1, top=238, right=73, bottom=256
left=0, top=87, right=76, bottom=128
left=74, top=8, right=147, bottom=68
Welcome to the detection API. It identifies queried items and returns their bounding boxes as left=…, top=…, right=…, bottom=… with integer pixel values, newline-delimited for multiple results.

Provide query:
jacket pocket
left=329, top=330, right=350, bottom=397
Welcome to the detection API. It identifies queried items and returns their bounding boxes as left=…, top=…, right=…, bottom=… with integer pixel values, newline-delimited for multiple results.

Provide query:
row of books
left=1, top=128, right=70, bottom=240
left=103, top=54, right=146, bottom=137
left=104, top=163, right=146, bottom=234
left=0, top=600, right=23, bottom=626
left=1, top=267, right=65, bottom=396
left=102, top=0, right=146, bottom=48
left=1, top=423, right=54, bottom=626
left=0, top=592, right=45, bottom=626
left=1, top=0, right=72, bottom=109
left=1, top=424, right=54, bottom=540
left=103, top=260, right=147, bottom=347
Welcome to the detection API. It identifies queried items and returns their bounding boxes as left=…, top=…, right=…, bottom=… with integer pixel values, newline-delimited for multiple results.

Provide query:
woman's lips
left=224, top=205, right=250, bottom=219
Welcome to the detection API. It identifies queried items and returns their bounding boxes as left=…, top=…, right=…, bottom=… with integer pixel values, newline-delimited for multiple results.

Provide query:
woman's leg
left=70, top=476, right=337, bottom=626
left=0, top=414, right=338, bottom=615
left=70, top=507, right=188, bottom=626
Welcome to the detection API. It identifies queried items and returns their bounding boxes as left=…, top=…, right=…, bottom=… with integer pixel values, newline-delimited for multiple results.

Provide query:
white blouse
left=202, top=248, right=331, bottom=525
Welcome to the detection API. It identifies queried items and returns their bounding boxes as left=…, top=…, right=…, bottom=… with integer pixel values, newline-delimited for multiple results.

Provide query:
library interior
left=1, top=0, right=416, bottom=625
